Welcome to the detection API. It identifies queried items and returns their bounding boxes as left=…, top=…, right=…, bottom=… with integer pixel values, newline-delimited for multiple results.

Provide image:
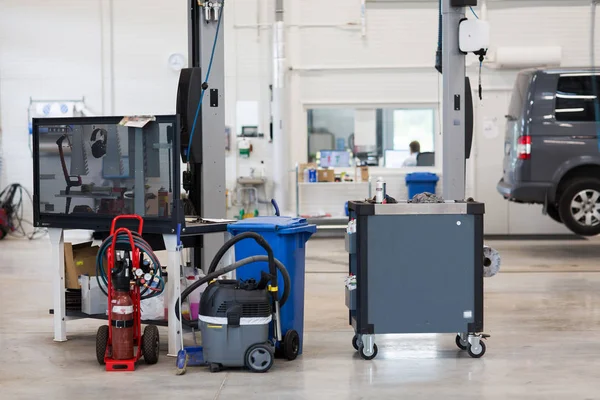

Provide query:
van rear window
left=555, top=75, right=600, bottom=122
left=508, top=73, right=531, bottom=119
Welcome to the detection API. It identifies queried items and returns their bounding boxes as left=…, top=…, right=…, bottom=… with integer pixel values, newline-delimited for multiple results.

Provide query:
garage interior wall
left=1, top=0, right=599, bottom=234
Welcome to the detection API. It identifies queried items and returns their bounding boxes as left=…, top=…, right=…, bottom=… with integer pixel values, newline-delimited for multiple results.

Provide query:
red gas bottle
left=110, top=261, right=134, bottom=360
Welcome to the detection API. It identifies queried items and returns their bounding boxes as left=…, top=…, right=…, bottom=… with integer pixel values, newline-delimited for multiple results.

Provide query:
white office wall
left=0, top=0, right=187, bottom=189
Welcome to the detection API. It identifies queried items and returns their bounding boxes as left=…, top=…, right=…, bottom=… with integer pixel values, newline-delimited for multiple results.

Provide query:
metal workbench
left=346, top=200, right=486, bottom=360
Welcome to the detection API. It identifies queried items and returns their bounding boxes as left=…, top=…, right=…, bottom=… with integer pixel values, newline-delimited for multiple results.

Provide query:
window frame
left=303, top=102, right=441, bottom=169
left=554, top=73, right=600, bottom=123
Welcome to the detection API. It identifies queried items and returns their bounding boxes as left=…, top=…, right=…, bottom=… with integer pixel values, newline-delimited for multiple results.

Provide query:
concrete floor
left=2, top=236, right=600, bottom=399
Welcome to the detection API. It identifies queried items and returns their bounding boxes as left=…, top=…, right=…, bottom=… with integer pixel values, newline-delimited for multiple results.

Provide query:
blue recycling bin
left=406, top=172, right=439, bottom=200
left=227, top=217, right=316, bottom=356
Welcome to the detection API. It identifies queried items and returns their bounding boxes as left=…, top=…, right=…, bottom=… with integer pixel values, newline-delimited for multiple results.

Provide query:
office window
left=307, top=109, right=355, bottom=162
left=555, top=75, right=600, bottom=122
left=381, top=108, right=436, bottom=167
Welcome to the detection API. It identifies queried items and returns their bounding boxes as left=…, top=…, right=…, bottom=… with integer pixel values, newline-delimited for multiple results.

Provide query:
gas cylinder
left=111, top=263, right=134, bottom=360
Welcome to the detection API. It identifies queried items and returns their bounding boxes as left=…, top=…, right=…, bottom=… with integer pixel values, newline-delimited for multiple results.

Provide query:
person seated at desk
left=402, top=141, right=420, bottom=167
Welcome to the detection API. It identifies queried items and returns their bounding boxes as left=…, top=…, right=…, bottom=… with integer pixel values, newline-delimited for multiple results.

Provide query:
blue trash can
left=406, top=172, right=439, bottom=200
left=227, top=217, right=316, bottom=356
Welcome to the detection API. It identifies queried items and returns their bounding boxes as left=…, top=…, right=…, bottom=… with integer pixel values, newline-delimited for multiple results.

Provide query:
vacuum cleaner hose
left=175, top=255, right=291, bottom=328
left=207, top=232, right=277, bottom=281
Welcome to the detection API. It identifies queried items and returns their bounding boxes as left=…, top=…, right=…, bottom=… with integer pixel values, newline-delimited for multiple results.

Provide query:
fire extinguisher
left=110, top=260, right=134, bottom=360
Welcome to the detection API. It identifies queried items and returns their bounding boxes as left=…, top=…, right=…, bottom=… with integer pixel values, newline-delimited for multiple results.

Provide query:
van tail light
left=517, top=135, right=532, bottom=160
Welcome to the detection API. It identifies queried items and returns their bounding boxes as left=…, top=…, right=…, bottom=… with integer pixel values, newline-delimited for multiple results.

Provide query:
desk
left=48, top=220, right=230, bottom=356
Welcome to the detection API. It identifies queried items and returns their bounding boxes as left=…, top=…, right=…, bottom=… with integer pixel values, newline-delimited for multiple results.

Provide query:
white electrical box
left=459, top=19, right=490, bottom=53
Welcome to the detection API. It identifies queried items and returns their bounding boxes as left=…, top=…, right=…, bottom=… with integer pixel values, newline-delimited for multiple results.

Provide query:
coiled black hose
left=95, top=231, right=165, bottom=300
left=175, top=255, right=291, bottom=328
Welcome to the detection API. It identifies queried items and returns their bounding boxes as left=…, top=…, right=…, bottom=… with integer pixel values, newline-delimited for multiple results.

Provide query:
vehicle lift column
left=186, top=1, right=226, bottom=271
left=442, top=0, right=472, bottom=200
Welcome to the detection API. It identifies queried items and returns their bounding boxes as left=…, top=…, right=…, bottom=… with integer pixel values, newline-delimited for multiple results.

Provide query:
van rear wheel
left=559, top=178, right=600, bottom=236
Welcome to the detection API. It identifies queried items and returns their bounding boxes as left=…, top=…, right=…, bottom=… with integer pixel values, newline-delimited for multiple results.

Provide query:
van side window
left=555, top=75, right=600, bottom=122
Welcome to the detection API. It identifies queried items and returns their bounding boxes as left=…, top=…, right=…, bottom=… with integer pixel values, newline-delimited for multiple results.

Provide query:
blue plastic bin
left=227, top=217, right=316, bottom=356
left=406, top=172, right=439, bottom=200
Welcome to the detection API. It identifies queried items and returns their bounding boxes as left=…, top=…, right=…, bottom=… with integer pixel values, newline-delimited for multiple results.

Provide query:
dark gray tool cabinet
left=346, top=201, right=487, bottom=360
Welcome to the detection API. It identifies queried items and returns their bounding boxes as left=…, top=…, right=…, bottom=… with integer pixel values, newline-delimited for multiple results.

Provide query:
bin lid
left=228, top=216, right=316, bottom=234
left=405, top=172, right=439, bottom=183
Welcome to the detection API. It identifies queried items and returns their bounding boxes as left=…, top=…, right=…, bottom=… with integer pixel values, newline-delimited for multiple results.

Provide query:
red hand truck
left=96, top=215, right=160, bottom=371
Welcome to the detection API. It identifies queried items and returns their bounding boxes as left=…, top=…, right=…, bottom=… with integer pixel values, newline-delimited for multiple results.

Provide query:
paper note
left=483, top=117, right=499, bottom=139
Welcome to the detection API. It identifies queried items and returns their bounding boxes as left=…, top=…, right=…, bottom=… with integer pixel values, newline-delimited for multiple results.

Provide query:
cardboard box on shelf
left=356, top=166, right=369, bottom=182
left=317, top=169, right=335, bottom=182
left=80, top=275, right=107, bottom=315
left=298, top=163, right=317, bottom=182
left=64, top=242, right=100, bottom=289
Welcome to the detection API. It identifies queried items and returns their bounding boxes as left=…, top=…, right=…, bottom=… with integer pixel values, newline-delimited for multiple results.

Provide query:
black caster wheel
left=142, top=325, right=160, bottom=365
left=245, top=344, right=274, bottom=373
left=282, top=330, right=300, bottom=361
left=352, top=334, right=361, bottom=351
left=96, top=325, right=109, bottom=365
left=209, top=363, right=222, bottom=373
left=455, top=334, right=468, bottom=351
left=358, top=343, right=378, bottom=361
left=468, top=340, right=486, bottom=359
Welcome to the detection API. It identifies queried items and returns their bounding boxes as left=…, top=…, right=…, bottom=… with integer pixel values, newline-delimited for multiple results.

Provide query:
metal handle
left=110, top=214, right=144, bottom=235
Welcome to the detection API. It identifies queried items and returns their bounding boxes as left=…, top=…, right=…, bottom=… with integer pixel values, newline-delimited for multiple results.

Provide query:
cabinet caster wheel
left=455, top=334, right=468, bottom=350
left=209, top=363, right=222, bottom=373
left=352, top=334, right=361, bottom=351
left=358, top=343, right=378, bottom=360
left=468, top=340, right=486, bottom=358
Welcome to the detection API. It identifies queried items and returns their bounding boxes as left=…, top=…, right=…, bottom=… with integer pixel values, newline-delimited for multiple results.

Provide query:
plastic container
left=227, top=216, right=317, bottom=355
left=182, top=273, right=207, bottom=321
left=405, top=172, right=439, bottom=200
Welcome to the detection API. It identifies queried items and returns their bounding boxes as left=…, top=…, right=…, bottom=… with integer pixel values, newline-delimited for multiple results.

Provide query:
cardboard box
left=318, top=169, right=335, bottom=182
left=64, top=242, right=100, bottom=289
left=80, top=275, right=107, bottom=315
left=298, top=163, right=317, bottom=182
left=356, top=166, right=369, bottom=182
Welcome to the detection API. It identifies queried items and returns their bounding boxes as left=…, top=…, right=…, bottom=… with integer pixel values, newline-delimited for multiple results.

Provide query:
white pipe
left=272, top=11, right=288, bottom=211
left=361, top=0, right=367, bottom=37
left=592, top=0, right=598, bottom=68
left=233, top=23, right=360, bottom=29
left=290, top=61, right=494, bottom=72
left=481, top=0, right=488, bottom=20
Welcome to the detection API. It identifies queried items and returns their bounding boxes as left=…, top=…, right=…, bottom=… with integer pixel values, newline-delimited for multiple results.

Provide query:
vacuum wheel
left=281, top=330, right=300, bottom=361
left=96, top=325, right=109, bottom=365
left=142, top=325, right=160, bottom=365
left=245, top=344, right=274, bottom=373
